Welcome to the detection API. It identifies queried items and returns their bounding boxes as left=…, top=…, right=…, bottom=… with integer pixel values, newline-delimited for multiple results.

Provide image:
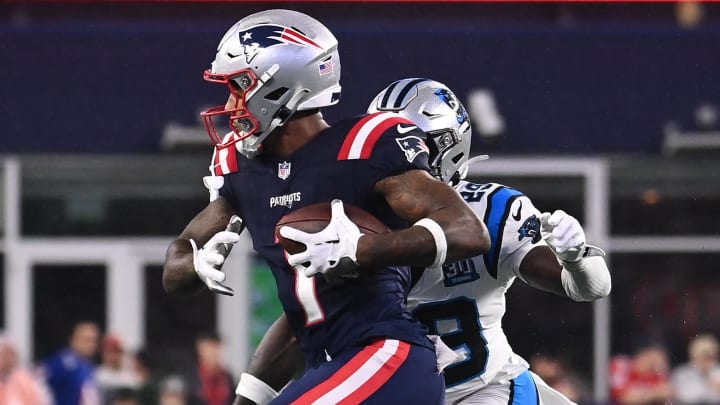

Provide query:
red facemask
left=201, top=68, right=261, bottom=148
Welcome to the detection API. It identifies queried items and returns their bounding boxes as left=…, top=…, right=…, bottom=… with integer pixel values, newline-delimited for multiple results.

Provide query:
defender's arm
left=234, top=314, right=302, bottom=405
left=163, top=197, right=236, bottom=296
left=517, top=246, right=567, bottom=296
left=358, top=169, right=490, bottom=268
left=519, top=211, right=611, bottom=302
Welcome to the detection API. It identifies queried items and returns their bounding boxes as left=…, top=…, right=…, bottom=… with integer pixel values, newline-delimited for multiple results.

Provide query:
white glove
left=279, top=199, right=363, bottom=277
left=540, top=210, right=605, bottom=262
left=428, top=335, right=465, bottom=374
left=190, top=216, right=243, bottom=295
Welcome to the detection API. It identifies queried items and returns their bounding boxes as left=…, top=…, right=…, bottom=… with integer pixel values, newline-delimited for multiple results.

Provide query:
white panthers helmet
left=202, top=9, right=342, bottom=157
left=368, top=79, right=473, bottom=184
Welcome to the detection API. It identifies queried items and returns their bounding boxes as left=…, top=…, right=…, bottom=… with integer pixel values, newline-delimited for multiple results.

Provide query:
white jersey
left=407, top=181, right=548, bottom=403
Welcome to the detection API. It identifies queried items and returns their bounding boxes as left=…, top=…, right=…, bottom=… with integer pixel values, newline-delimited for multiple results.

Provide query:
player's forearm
left=520, top=246, right=611, bottom=301
left=438, top=205, right=491, bottom=261
left=368, top=170, right=490, bottom=268
left=164, top=198, right=237, bottom=296
left=247, top=314, right=303, bottom=391
left=519, top=246, right=567, bottom=296
left=162, top=239, right=204, bottom=296
left=357, top=207, right=488, bottom=268
left=560, top=256, right=611, bottom=302
left=234, top=314, right=300, bottom=405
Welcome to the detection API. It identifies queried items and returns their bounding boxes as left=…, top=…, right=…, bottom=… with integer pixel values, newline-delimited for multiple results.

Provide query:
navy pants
left=270, top=339, right=445, bottom=405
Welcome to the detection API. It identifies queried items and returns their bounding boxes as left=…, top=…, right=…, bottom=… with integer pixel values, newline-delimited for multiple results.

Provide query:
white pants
left=448, top=370, right=576, bottom=405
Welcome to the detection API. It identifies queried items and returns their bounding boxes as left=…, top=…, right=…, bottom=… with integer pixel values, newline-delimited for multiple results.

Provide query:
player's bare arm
left=517, top=245, right=566, bottom=295
left=359, top=169, right=490, bottom=267
left=163, top=197, right=236, bottom=296
left=246, top=313, right=303, bottom=391
left=234, top=314, right=301, bottom=405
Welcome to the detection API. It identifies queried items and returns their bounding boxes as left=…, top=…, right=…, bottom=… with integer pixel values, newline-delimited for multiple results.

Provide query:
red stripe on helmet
left=283, top=28, right=323, bottom=49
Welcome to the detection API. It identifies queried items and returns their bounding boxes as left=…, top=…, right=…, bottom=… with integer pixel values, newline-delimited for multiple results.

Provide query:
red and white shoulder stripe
left=337, top=112, right=415, bottom=161
left=211, top=145, right=239, bottom=175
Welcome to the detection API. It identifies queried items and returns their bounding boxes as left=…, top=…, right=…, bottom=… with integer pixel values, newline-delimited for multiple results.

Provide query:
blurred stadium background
left=1, top=1, right=719, bottom=403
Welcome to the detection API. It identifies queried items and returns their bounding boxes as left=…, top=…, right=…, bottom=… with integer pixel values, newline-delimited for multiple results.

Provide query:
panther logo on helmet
left=435, top=88, right=469, bottom=125
left=237, top=24, right=324, bottom=63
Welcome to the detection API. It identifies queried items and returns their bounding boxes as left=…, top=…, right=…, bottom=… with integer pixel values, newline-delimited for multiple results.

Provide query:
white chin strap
left=237, top=138, right=261, bottom=159
left=457, top=154, right=490, bottom=181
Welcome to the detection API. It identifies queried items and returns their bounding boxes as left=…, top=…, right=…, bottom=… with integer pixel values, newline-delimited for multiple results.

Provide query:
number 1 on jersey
left=294, top=268, right=325, bottom=326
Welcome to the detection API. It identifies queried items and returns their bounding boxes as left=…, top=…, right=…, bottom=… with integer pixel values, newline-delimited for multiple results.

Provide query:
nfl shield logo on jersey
left=278, top=161, right=291, bottom=180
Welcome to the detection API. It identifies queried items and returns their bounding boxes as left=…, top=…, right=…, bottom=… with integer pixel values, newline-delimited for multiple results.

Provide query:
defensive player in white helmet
left=368, top=78, right=611, bottom=404
left=227, top=79, right=611, bottom=405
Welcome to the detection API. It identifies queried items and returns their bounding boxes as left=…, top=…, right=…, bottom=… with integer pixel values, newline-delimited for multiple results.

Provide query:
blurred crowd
left=0, top=322, right=235, bottom=405
left=4, top=321, right=720, bottom=404
left=522, top=334, right=720, bottom=405
left=608, top=334, right=720, bottom=405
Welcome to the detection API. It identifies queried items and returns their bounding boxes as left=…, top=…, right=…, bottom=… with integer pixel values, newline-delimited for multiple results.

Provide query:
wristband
left=235, top=372, right=279, bottom=405
left=414, top=218, right=448, bottom=267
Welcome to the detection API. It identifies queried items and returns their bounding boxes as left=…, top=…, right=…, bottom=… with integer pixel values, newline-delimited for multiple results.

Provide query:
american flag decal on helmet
left=318, top=60, right=334, bottom=76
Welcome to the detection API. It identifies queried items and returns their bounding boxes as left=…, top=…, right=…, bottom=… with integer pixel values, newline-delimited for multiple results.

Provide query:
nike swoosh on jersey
left=396, top=124, right=417, bottom=134
left=512, top=200, right=523, bottom=221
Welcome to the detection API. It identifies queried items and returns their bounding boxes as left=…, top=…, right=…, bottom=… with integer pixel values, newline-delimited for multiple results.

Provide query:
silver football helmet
left=202, top=9, right=342, bottom=157
left=368, top=78, right=481, bottom=184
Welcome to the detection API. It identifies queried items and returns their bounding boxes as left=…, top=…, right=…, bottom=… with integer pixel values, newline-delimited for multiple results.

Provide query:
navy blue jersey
left=216, top=112, right=433, bottom=366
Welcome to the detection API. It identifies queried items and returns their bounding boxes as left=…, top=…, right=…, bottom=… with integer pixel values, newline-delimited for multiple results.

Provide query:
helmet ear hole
left=276, top=106, right=293, bottom=123
left=452, top=153, right=464, bottom=164
left=265, top=87, right=289, bottom=101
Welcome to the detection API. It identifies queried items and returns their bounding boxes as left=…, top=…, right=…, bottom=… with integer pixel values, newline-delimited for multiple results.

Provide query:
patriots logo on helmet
left=237, top=24, right=323, bottom=64
left=518, top=214, right=542, bottom=244
left=435, top=88, right=469, bottom=125
left=396, top=135, right=429, bottom=163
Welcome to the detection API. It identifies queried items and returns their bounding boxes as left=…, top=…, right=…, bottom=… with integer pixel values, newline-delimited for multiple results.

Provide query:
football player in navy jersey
left=162, top=10, right=490, bottom=405
left=229, top=79, right=612, bottom=405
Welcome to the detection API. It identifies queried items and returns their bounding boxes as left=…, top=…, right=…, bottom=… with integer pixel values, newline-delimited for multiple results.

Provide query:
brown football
left=275, top=202, right=390, bottom=254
